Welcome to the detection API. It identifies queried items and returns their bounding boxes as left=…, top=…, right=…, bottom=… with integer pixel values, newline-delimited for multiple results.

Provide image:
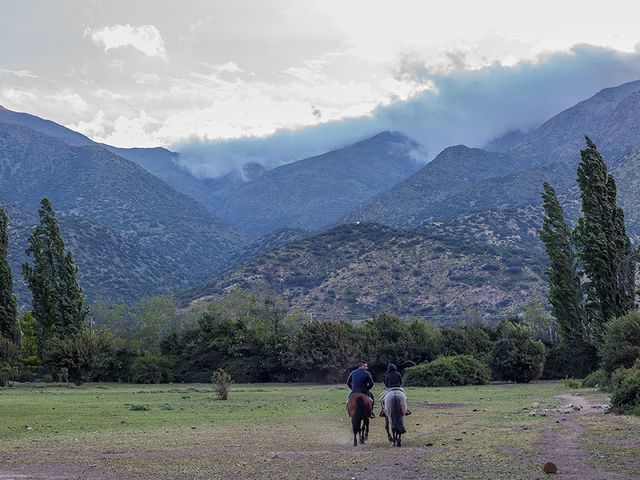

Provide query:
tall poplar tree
left=540, top=183, right=586, bottom=343
left=573, top=136, right=636, bottom=335
left=0, top=205, right=19, bottom=344
left=22, top=198, right=86, bottom=351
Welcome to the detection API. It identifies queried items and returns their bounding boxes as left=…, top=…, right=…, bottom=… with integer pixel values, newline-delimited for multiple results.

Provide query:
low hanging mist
left=175, top=45, right=640, bottom=179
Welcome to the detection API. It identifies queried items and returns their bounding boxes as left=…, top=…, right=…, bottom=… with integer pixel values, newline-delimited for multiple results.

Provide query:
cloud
left=85, top=24, right=167, bottom=60
left=175, top=45, right=640, bottom=179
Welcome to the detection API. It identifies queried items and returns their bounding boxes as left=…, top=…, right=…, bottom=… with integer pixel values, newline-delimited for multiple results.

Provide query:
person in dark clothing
left=384, top=363, right=402, bottom=388
left=380, top=363, right=411, bottom=417
left=346, top=361, right=375, bottom=418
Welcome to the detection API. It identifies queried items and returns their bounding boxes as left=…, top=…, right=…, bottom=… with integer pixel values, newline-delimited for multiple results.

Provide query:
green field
left=0, top=382, right=638, bottom=479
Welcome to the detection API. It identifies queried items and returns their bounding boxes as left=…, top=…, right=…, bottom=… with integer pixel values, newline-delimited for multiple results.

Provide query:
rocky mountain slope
left=190, top=223, right=547, bottom=319
left=0, top=122, right=244, bottom=304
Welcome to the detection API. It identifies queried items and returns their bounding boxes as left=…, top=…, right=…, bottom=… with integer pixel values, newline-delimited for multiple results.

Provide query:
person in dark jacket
left=384, top=363, right=402, bottom=388
left=346, top=361, right=375, bottom=418
left=380, top=363, right=411, bottom=417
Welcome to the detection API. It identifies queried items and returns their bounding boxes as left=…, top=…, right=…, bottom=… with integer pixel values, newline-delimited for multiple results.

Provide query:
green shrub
left=0, top=336, right=20, bottom=365
left=130, top=355, right=175, bottom=384
left=129, top=404, right=150, bottom=411
left=583, top=369, right=610, bottom=389
left=43, top=330, right=105, bottom=384
left=0, top=362, right=19, bottom=387
left=441, top=325, right=493, bottom=362
left=610, top=361, right=640, bottom=416
left=490, top=322, right=545, bottom=383
left=563, top=378, right=582, bottom=389
left=600, top=310, right=640, bottom=374
left=212, top=368, right=232, bottom=400
left=542, top=343, right=598, bottom=379
left=404, top=355, right=491, bottom=387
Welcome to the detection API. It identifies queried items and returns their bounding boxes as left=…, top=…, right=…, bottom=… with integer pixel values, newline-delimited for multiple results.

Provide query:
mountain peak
left=370, top=131, right=407, bottom=142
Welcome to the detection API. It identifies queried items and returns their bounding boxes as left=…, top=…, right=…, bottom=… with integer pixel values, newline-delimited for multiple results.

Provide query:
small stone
left=532, top=402, right=540, bottom=408
left=543, top=462, right=557, bottom=474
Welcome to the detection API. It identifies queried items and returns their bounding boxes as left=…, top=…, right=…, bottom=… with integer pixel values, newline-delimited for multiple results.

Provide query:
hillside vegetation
left=191, top=223, right=547, bottom=318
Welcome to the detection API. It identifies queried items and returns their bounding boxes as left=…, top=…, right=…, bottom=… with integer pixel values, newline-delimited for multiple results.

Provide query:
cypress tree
left=540, top=183, right=586, bottom=343
left=22, top=198, right=86, bottom=351
left=574, top=136, right=636, bottom=333
left=0, top=205, right=19, bottom=344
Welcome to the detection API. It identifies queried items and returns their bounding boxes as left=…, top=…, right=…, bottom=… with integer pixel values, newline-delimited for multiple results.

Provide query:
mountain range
left=0, top=118, right=242, bottom=304
left=3, top=79, right=640, bottom=319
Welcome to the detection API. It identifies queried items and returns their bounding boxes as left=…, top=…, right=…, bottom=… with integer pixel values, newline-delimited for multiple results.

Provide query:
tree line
left=541, top=137, right=639, bottom=414
left=0, top=199, right=550, bottom=386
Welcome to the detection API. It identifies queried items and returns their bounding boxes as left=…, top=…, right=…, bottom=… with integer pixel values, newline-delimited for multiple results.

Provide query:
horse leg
left=397, top=432, right=402, bottom=447
left=364, top=417, right=369, bottom=441
left=353, top=430, right=358, bottom=447
left=385, top=416, right=392, bottom=443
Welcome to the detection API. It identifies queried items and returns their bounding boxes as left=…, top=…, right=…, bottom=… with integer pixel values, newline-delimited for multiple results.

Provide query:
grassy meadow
left=0, top=382, right=638, bottom=479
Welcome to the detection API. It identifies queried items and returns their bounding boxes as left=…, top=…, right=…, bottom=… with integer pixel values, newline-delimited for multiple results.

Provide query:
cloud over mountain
left=177, top=45, right=640, bottom=178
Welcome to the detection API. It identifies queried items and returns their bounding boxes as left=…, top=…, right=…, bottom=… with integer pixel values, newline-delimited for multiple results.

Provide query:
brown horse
left=346, top=392, right=371, bottom=446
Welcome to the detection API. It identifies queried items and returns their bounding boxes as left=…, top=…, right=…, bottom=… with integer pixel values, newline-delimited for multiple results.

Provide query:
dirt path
left=536, top=393, right=639, bottom=479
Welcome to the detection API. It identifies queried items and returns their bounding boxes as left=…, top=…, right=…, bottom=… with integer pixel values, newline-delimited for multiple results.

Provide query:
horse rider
left=347, top=361, right=376, bottom=418
left=379, top=363, right=411, bottom=417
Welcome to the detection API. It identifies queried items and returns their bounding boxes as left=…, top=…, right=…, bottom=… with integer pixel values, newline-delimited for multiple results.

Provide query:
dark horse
left=383, top=389, right=407, bottom=447
left=347, top=392, right=371, bottom=446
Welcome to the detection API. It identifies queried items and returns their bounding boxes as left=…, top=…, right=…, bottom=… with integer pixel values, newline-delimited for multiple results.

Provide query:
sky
left=3, top=0, right=640, bottom=177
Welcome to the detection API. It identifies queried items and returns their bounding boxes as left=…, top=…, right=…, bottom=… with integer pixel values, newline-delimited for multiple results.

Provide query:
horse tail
left=391, top=395, right=406, bottom=435
left=352, top=396, right=365, bottom=435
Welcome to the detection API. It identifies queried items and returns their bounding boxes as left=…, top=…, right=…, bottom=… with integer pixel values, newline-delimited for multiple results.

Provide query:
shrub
left=212, top=368, right=232, bottom=400
left=490, top=322, right=545, bottom=383
left=542, top=343, right=598, bottom=379
left=0, top=362, right=19, bottom=387
left=0, top=336, right=20, bottom=365
left=600, top=310, right=640, bottom=374
left=43, top=330, right=105, bottom=384
left=130, top=355, right=175, bottom=384
left=404, top=355, right=491, bottom=387
left=129, top=404, right=150, bottom=411
left=440, top=325, right=493, bottom=362
left=583, top=369, right=610, bottom=389
left=563, top=378, right=582, bottom=389
left=610, top=361, right=640, bottom=416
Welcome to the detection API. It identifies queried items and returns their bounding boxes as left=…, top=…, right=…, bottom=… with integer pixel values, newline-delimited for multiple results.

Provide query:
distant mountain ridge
left=0, top=107, right=221, bottom=213
left=7, top=78, right=640, bottom=317
left=348, top=80, right=640, bottom=231
left=188, top=79, right=640, bottom=319
left=0, top=122, right=244, bottom=304
left=212, top=131, right=423, bottom=238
